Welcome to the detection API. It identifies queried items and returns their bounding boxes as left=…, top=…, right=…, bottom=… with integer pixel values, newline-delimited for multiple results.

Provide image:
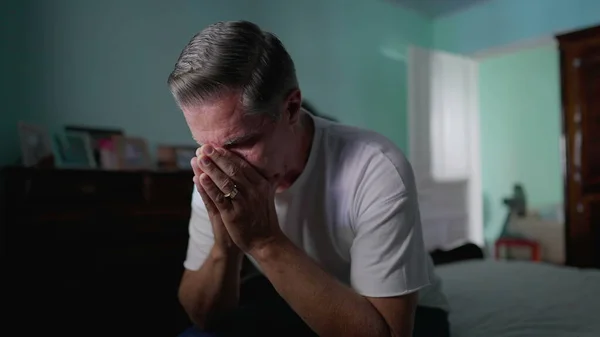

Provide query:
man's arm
left=178, top=157, right=244, bottom=330
left=247, top=156, right=427, bottom=337
left=250, top=237, right=417, bottom=337
left=178, top=247, right=243, bottom=330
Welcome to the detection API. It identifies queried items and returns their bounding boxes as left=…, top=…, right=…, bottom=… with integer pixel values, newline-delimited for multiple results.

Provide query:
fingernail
left=196, top=148, right=202, bottom=157
left=203, top=145, right=214, bottom=155
left=200, top=156, right=211, bottom=166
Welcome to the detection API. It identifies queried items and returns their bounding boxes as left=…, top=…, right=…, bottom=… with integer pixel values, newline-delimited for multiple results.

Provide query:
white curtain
left=408, top=46, right=483, bottom=250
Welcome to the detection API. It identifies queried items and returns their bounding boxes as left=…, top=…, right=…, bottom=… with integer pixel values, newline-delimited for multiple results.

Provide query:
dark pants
left=179, top=275, right=450, bottom=337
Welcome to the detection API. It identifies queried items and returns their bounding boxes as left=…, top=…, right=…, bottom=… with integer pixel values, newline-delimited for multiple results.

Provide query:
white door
left=408, top=46, right=483, bottom=251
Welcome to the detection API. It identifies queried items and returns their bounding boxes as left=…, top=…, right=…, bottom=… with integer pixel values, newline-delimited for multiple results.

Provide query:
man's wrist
left=248, top=234, right=291, bottom=264
left=210, top=245, right=243, bottom=265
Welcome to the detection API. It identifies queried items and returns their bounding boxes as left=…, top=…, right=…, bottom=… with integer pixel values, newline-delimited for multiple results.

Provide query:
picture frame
left=156, top=145, right=196, bottom=171
left=156, top=145, right=177, bottom=170
left=55, top=131, right=98, bottom=169
left=112, top=136, right=153, bottom=170
left=97, top=138, right=119, bottom=170
left=64, top=125, right=124, bottom=164
left=174, top=146, right=197, bottom=170
left=18, top=122, right=54, bottom=167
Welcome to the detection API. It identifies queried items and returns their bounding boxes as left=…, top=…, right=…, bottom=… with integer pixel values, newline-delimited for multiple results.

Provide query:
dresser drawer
left=146, top=170, right=194, bottom=204
left=5, top=168, right=145, bottom=204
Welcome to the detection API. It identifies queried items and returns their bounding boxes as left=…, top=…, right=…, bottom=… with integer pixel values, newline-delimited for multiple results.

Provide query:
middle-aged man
left=169, top=20, right=450, bottom=337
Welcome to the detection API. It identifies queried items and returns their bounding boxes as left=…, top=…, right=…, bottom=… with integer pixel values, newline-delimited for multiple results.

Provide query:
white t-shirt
left=184, top=113, right=449, bottom=311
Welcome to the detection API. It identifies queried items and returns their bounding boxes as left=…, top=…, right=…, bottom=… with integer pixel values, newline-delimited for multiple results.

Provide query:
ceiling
left=390, top=0, right=491, bottom=18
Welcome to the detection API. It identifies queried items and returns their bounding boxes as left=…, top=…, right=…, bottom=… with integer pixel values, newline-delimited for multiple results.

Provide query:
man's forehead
left=188, top=110, right=270, bottom=146
left=193, top=128, right=262, bottom=146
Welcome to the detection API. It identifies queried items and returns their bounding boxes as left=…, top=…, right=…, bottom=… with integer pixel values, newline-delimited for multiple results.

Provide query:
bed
left=435, top=253, right=600, bottom=337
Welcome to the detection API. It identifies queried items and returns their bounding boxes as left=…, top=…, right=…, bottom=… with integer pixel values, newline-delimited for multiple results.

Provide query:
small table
left=495, top=237, right=542, bottom=261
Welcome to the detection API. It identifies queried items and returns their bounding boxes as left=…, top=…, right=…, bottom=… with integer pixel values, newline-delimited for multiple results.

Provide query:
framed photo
left=156, top=145, right=177, bottom=170
left=55, top=131, right=97, bottom=168
left=174, top=146, right=197, bottom=170
left=112, top=136, right=152, bottom=170
left=156, top=145, right=196, bottom=171
left=97, top=138, right=119, bottom=170
left=64, top=125, right=124, bottom=164
left=18, top=122, right=54, bottom=167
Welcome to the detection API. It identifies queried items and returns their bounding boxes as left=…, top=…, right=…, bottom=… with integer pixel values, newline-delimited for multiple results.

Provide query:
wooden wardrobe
left=557, top=25, right=600, bottom=268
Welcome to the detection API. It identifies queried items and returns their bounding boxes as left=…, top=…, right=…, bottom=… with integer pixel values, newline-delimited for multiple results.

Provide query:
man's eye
left=231, top=136, right=260, bottom=149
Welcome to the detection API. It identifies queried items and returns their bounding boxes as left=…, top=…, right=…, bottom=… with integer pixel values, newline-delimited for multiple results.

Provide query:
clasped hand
left=191, top=145, right=281, bottom=254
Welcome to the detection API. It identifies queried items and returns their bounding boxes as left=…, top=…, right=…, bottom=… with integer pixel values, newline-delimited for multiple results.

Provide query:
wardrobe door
left=558, top=25, right=600, bottom=268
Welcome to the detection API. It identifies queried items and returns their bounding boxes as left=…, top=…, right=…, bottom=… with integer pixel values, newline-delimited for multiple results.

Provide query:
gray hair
left=167, top=21, right=298, bottom=118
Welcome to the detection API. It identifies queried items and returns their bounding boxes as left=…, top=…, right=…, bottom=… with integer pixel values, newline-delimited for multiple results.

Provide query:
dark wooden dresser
left=1, top=167, right=194, bottom=336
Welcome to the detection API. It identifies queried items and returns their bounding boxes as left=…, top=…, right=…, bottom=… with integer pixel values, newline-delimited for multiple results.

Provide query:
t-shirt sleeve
left=350, top=152, right=431, bottom=297
left=183, top=187, right=215, bottom=271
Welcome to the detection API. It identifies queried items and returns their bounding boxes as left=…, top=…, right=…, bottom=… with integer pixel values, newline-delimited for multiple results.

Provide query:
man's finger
left=191, top=156, right=204, bottom=191
left=191, top=156, right=204, bottom=176
left=199, top=172, right=233, bottom=212
left=197, top=153, right=238, bottom=197
left=202, top=145, right=260, bottom=183
left=195, top=178, right=219, bottom=216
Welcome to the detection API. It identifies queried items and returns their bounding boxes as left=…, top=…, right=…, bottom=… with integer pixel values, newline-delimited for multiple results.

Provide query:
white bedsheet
left=436, top=260, right=600, bottom=337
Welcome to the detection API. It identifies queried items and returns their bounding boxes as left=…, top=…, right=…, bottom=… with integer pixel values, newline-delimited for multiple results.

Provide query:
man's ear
left=285, top=89, right=302, bottom=124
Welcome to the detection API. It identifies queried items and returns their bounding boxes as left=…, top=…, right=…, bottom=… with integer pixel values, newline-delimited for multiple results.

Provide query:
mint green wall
left=1, top=0, right=429, bottom=166
left=433, top=0, right=600, bottom=54
left=1, top=0, right=28, bottom=165
left=479, top=45, right=563, bottom=240
left=253, top=0, right=431, bottom=150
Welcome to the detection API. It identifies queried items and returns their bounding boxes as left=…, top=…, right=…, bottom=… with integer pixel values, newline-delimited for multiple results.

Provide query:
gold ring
left=223, top=185, right=238, bottom=200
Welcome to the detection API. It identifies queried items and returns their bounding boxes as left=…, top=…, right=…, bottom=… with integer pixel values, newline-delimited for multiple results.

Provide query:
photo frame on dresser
left=18, top=122, right=54, bottom=167
left=156, top=145, right=196, bottom=171
left=174, top=146, right=197, bottom=170
left=156, top=145, right=178, bottom=170
left=64, top=125, right=124, bottom=165
left=112, top=135, right=153, bottom=170
left=55, top=130, right=97, bottom=168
